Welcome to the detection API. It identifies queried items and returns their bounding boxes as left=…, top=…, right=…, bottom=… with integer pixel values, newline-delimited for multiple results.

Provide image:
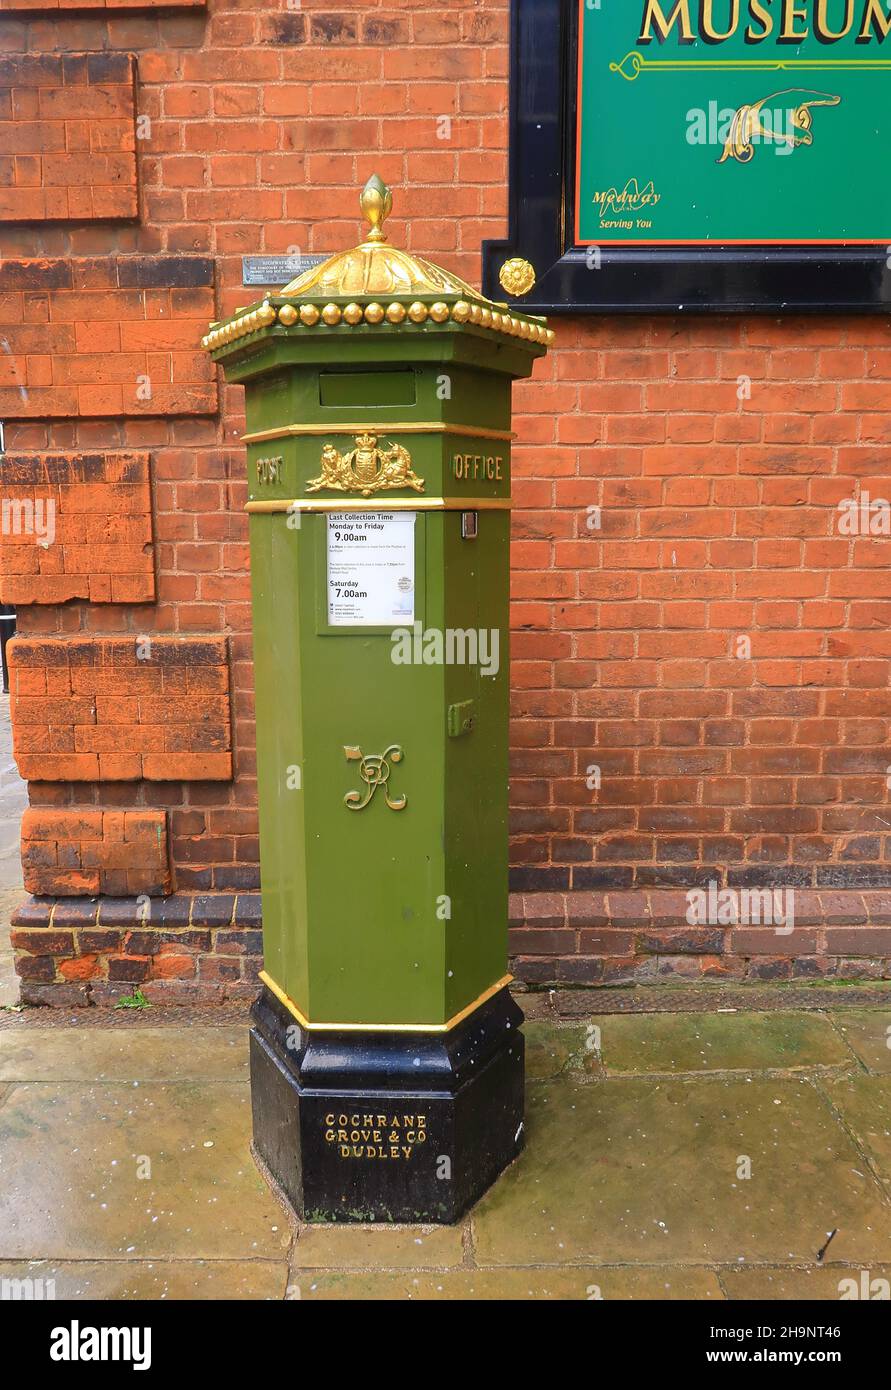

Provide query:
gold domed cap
left=279, top=174, right=488, bottom=302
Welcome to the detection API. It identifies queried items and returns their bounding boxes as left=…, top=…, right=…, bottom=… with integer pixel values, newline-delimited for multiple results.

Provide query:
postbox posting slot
left=318, top=369, right=417, bottom=408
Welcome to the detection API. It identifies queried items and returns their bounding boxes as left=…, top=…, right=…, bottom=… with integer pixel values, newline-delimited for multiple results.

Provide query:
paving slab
left=0, top=1081, right=287, bottom=1260
left=591, top=1011, right=852, bottom=1075
left=823, top=1075, right=891, bottom=1185
left=0, top=695, right=27, bottom=897
left=471, top=1076, right=891, bottom=1267
left=0, top=1027, right=249, bottom=1084
left=524, top=1021, right=594, bottom=1081
left=0, top=887, right=22, bottom=1011
left=293, top=1265, right=724, bottom=1300
left=722, top=1265, right=891, bottom=1300
left=291, top=1222, right=465, bottom=1270
left=0, top=1258, right=289, bottom=1300
left=830, top=1012, right=891, bottom=1074
left=0, top=693, right=28, bottom=1008
left=0, top=1010, right=889, bottom=1299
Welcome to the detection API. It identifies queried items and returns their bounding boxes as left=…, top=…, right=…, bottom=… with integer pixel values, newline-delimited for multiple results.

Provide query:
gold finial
left=360, top=173, right=393, bottom=244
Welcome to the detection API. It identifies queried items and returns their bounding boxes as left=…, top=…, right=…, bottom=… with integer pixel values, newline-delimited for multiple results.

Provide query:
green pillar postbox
left=203, top=178, right=552, bottom=1222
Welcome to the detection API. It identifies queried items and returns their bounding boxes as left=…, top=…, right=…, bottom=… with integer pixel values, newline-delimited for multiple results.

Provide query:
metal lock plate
left=447, top=700, right=476, bottom=738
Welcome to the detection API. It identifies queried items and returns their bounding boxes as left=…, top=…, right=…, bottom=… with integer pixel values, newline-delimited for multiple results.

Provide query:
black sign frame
left=481, top=0, right=891, bottom=315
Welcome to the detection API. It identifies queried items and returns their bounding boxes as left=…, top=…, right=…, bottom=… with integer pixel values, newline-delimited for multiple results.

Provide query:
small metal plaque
left=241, top=254, right=327, bottom=288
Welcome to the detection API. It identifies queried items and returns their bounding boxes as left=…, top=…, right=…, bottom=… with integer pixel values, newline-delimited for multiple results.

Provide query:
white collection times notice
left=326, top=512, right=416, bottom=627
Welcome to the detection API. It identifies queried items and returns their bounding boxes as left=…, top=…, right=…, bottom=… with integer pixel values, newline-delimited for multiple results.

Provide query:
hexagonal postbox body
left=205, top=180, right=551, bottom=1222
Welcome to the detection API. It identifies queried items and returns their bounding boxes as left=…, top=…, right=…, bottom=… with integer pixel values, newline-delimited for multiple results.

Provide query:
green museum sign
left=482, top=0, right=891, bottom=312
left=576, top=0, right=891, bottom=246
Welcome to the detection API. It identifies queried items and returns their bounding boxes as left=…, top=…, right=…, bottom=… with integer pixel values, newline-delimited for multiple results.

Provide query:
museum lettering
left=639, top=0, right=891, bottom=43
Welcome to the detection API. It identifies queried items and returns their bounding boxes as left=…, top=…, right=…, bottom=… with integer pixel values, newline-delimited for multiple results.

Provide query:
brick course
left=507, top=890, right=891, bottom=985
left=0, top=53, right=138, bottom=223
left=21, top=806, right=171, bottom=896
left=11, top=891, right=259, bottom=1004
left=11, top=888, right=891, bottom=1002
left=8, top=634, right=232, bottom=782
left=0, top=255, right=217, bottom=418
left=0, top=451, right=155, bottom=604
left=2, top=0, right=890, bottom=1000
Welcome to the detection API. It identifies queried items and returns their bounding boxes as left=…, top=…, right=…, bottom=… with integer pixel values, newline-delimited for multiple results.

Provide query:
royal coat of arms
left=306, top=433, right=425, bottom=498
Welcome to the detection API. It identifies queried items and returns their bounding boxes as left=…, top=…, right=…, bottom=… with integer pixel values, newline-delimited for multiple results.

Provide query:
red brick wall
left=510, top=317, right=891, bottom=895
left=2, top=0, right=890, bottom=998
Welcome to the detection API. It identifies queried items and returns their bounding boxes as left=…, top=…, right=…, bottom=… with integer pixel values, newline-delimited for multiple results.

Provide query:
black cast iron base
left=249, top=984, right=525, bottom=1223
